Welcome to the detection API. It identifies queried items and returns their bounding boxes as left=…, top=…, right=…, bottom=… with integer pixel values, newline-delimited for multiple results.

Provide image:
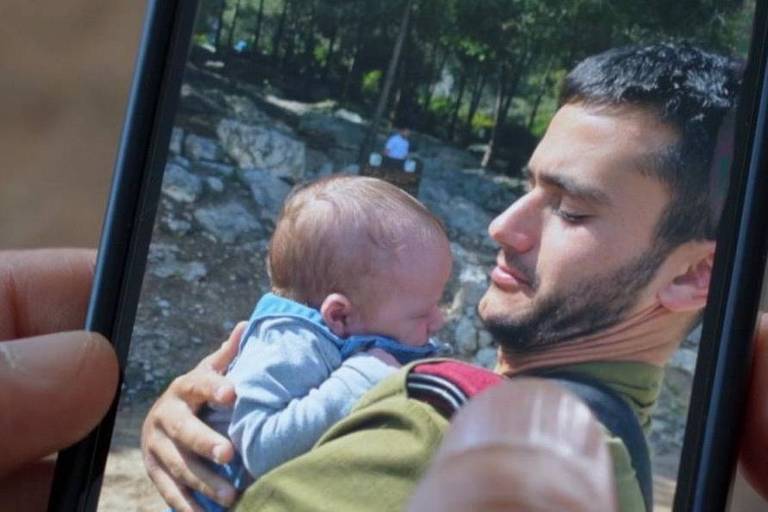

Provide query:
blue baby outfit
left=189, top=294, right=438, bottom=511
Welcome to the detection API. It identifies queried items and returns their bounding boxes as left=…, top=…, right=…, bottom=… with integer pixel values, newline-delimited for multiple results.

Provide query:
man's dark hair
left=559, top=42, right=742, bottom=249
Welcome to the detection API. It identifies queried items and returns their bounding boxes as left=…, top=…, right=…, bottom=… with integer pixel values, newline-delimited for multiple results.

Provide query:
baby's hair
left=268, top=175, right=448, bottom=307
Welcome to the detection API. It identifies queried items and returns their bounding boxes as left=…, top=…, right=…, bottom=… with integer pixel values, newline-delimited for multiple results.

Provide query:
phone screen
left=54, top=0, right=768, bottom=510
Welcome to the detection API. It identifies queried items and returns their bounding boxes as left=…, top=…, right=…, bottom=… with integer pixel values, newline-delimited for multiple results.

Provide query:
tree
left=358, top=0, right=416, bottom=163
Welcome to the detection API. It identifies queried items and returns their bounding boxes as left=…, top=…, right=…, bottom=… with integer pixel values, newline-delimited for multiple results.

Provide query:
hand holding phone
left=45, top=1, right=768, bottom=510
left=0, top=249, right=118, bottom=511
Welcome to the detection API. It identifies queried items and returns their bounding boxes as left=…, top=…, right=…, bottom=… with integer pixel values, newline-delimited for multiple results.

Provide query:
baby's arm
left=227, top=321, right=397, bottom=480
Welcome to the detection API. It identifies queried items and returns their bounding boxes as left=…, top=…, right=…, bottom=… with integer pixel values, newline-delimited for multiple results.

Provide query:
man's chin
left=478, top=286, right=529, bottom=323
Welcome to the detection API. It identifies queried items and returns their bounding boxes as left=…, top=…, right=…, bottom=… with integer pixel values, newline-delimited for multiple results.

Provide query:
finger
left=0, top=248, right=96, bottom=340
left=169, top=367, right=236, bottom=411
left=0, top=459, right=55, bottom=512
left=152, top=394, right=235, bottom=464
left=143, top=450, right=203, bottom=512
left=0, top=331, right=118, bottom=477
left=740, top=314, right=768, bottom=500
left=408, top=380, right=616, bottom=512
left=147, top=434, right=236, bottom=507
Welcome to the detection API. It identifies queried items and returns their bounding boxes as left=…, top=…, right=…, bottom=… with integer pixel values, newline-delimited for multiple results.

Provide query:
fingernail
left=214, top=385, right=233, bottom=403
left=217, top=486, right=235, bottom=503
left=212, top=444, right=227, bottom=464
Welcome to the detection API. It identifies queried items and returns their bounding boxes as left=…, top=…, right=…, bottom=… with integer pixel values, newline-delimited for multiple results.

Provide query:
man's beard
left=481, top=245, right=669, bottom=354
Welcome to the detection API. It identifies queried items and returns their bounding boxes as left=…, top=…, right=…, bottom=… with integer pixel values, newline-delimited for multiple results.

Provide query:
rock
left=162, top=163, right=203, bottom=203
left=192, top=160, right=235, bottom=178
left=206, top=176, right=224, bottom=193
left=340, top=163, right=360, bottom=175
left=217, top=119, right=306, bottom=181
left=315, top=162, right=334, bottom=177
left=478, top=330, right=494, bottom=348
left=237, top=169, right=292, bottom=222
left=669, top=348, right=698, bottom=374
left=222, top=94, right=273, bottom=125
left=684, top=324, right=702, bottom=347
left=184, top=133, right=223, bottom=161
left=474, top=347, right=497, bottom=369
left=169, top=127, right=184, bottom=155
left=193, top=202, right=262, bottom=243
left=334, top=108, right=364, bottom=124
left=422, top=186, right=494, bottom=250
left=305, top=148, right=333, bottom=177
left=454, top=317, right=478, bottom=354
left=149, top=252, right=208, bottom=283
left=170, top=155, right=191, bottom=168
left=161, top=216, right=192, bottom=236
left=298, top=112, right=365, bottom=150
left=455, top=256, right=490, bottom=312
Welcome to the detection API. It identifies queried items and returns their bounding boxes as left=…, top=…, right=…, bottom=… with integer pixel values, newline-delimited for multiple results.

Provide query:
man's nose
left=488, top=195, right=538, bottom=254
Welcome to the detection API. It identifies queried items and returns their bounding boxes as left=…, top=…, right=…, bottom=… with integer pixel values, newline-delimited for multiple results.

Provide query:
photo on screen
left=96, top=1, right=758, bottom=510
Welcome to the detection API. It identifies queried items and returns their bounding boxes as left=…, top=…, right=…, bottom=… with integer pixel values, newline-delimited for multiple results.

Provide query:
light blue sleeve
left=227, top=318, right=396, bottom=479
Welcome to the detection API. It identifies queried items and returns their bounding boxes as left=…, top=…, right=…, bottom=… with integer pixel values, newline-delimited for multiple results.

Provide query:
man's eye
left=553, top=206, right=589, bottom=224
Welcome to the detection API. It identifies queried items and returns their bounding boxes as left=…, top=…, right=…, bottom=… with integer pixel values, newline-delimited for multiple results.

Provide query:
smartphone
left=48, top=1, right=768, bottom=511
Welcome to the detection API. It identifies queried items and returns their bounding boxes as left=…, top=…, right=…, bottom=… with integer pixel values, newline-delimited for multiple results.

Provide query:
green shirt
left=235, top=360, right=663, bottom=512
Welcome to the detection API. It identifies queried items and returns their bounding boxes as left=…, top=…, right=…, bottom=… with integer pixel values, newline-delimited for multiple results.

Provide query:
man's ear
left=320, top=293, right=353, bottom=337
left=658, top=242, right=716, bottom=312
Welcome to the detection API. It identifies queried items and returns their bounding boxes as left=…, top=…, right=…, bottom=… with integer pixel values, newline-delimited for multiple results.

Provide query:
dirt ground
left=98, top=403, right=166, bottom=512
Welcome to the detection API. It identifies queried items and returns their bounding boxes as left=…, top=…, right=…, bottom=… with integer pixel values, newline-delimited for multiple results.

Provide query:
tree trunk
left=464, top=73, right=486, bottom=139
left=341, top=9, right=366, bottom=103
left=527, top=62, right=553, bottom=131
left=322, top=24, right=339, bottom=82
left=226, top=0, right=243, bottom=54
left=252, top=0, right=266, bottom=54
left=271, top=0, right=290, bottom=62
left=482, top=54, right=530, bottom=168
left=448, top=71, right=468, bottom=141
left=358, top=0, right=415, bottom=163
left=301, top=0, right=318, bottom=75
left=214, top=0, right=228, bottom=53
left=481, top=67, right=508, bottom=168
left=422, top=44, right=447, bottom=112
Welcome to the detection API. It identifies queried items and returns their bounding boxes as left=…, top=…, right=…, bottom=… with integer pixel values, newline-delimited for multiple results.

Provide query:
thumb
left=408, top=379, right=617, bottom=512
left=203, top=321, right=247, bottom=374
left=0, top=331, right=118, bottom=477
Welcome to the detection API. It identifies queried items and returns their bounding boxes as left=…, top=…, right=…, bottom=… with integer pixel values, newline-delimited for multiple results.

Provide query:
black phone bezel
left=47, top=1, right=199, bottom=510
left=674, top=1, right=768, bottom=510
left=47, top=1, right=768, bottom=511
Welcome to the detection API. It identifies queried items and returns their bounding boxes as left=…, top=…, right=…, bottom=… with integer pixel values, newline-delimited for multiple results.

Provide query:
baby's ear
left=321, top=293, right=353, bottom=337
left=658, top=242, right=715, bottom=312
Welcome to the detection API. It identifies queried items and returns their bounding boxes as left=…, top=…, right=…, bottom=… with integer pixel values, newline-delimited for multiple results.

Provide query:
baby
left=193, top=175, right=453, bottom=511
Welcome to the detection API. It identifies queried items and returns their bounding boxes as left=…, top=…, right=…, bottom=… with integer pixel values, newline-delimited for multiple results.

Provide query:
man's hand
left=0, top=249, right=119, bottom=511
left=141, top=322, right=245, bottom=512
left=741, top=313, right=768, bottom=500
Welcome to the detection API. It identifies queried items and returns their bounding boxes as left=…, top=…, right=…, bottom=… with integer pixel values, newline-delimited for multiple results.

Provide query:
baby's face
left=359, top=240, right=452, bottom=346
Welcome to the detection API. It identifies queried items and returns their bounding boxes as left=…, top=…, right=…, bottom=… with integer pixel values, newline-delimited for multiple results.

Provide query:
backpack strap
left=406, top=361, right=652, bottom=512
left=528, top=369, right=653, bottom=512
left=407, top=360, right=503, bottom=416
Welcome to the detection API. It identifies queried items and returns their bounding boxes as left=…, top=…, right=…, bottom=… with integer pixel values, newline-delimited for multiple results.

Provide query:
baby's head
left=268, top=175, right=452, bottom=346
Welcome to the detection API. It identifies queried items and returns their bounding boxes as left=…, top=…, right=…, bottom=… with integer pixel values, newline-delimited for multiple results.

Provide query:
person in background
left=383, top=125, right=411, bottom=167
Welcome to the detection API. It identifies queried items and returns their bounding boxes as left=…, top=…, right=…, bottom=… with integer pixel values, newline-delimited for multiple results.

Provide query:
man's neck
left=496, top=302, right=695, bottom=375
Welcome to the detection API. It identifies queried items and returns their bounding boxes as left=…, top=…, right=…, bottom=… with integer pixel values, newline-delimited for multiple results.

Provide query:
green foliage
left=193, top=0, right=757, bottom=150
left=362, top=70, right=383, bottom=97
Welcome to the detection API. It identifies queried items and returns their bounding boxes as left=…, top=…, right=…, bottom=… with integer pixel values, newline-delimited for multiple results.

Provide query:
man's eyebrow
left=527, top=165, right=612, bottom=206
